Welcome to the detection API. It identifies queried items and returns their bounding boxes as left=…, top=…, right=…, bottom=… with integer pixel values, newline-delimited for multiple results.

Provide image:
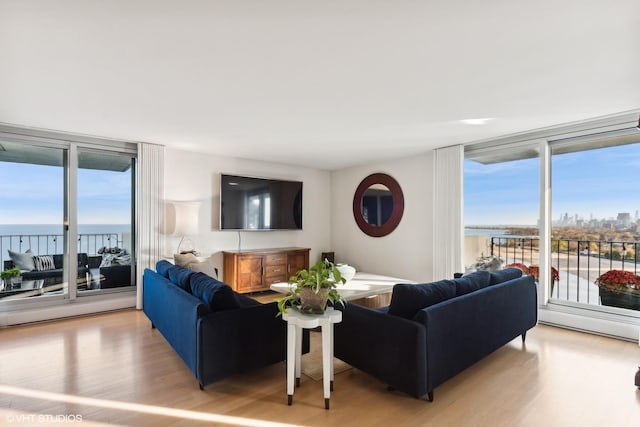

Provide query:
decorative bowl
left=336, top=264, right=356, bottom=283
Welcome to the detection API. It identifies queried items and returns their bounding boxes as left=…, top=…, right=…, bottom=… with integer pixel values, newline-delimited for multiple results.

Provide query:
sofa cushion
left=190, top=272, right=249, bottom=311
left=489, top=267, right=523, bottom=285
left=8, top=249, right=35, bottom=271
left=155, top=260, right=173, bottom=278
left=454, top=270, right=491, bottom=296
left=167, top=265, right=194, bottom=292
left=388, top=280, right=456, bottom=319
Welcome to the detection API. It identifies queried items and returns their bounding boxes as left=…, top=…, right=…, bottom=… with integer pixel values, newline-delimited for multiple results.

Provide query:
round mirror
left=353, top=173, right=404, bottom=237
left=361, top=184, right=392, bottom=226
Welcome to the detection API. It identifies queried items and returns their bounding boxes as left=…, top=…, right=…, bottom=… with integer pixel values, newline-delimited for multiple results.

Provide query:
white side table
left=282, top=307, right=342, bottom=409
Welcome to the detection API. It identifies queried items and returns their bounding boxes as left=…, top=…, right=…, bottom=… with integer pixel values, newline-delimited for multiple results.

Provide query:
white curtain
left=433, top=145, right=464, bottom=279
left=136, top=142, right=164, bottom=309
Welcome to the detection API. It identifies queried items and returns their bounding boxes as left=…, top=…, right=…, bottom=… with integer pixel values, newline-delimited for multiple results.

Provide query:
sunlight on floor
left=0, top=385, right=301, bottom=427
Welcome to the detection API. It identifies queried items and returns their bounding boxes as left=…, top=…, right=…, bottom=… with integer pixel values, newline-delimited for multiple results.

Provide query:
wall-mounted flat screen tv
left=220, top=174, right=303, bottom=230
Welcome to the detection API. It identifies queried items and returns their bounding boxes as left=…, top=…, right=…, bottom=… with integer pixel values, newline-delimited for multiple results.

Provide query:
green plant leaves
left=276, top=260, right=347, bottom=316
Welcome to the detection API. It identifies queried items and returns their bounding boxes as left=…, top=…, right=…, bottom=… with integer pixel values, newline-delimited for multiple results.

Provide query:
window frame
left=464, top=111, right=640, bottom=338
left=0, top=124, right=137, bottom=314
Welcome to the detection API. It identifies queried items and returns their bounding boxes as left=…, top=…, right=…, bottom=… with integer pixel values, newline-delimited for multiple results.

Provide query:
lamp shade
left=173, top=201, right=200, bottom=236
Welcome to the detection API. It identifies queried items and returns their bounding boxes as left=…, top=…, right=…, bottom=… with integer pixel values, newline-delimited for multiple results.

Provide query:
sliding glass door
left=550, top=130, right=640, bottom=314
left=77, top=149, right=135, bottom=294
left=0, top=135, right=136, bottom=309
left=464, top=144, right=540, bottom=278
left=0, top=141, right=69, bottom=301
left=464, top=113, right=640, bottom=338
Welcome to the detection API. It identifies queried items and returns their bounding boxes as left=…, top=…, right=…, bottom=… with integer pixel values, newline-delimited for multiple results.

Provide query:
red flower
left=504, top=263, right=530, bottom=274
left=595, top=270, right=640, bottom=293
left=527, top=265, right=560, bottom=282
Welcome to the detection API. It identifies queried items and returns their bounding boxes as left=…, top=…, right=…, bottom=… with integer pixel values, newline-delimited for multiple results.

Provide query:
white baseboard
left=539, top=307, right=640, bottom=342
left=0, top=295, right=136, bottom=327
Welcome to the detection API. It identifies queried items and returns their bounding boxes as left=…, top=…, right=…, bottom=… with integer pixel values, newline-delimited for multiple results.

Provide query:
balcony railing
left=489, top=236, right=639, bottom=308
left=1, top=233, right=122, bottom=268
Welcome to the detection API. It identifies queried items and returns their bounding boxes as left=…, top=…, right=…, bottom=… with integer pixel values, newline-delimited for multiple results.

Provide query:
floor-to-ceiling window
left=77, top=149, right=135, bottom=294
left=464, top=144, right=540, bottom=278
left=0, top=142, right=68, bottom=301
left=549, top=130, right=640, bottom=316
left=463, top=112, right=640, bottom=339
left=0, top=129, right=137, bottom=315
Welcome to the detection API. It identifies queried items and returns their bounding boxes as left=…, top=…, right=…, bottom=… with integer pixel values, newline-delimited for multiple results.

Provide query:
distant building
left=617, top=212, right=631, bottom=227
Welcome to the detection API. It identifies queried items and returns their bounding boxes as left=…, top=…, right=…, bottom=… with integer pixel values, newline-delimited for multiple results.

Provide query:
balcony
left=1, top=232, right=130, bottom=300
left=465, top=234, right=640, bottom=311
left=1, top=232, right=123, bottom=262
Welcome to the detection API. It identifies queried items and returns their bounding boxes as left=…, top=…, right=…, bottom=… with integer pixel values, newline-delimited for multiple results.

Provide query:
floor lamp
left=173, top=201, right=200, bottom=255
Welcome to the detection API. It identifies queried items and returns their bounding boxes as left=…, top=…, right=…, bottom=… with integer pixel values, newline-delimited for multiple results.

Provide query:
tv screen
left=220, top=174, right=303, bottom=230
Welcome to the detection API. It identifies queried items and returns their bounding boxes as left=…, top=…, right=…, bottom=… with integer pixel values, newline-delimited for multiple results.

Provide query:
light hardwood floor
left=1, top=309, right=639, bottom=427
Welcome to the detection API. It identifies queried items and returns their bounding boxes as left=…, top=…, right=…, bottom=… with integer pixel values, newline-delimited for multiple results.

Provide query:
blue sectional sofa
left=334, top=268, right=537, bottom=401
left=143, top=260, right=309, bottom=389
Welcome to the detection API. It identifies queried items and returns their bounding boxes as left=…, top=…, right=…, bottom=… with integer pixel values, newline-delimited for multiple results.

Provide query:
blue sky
left=464, top=143, right=640, bottom=226
left=1, top=142, right=638, bottom=227
left=0, top=162, right=131, bottom=224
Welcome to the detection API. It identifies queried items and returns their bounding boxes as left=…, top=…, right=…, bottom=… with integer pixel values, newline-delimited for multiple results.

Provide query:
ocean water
left=0, top=224, right=130, bottom=236
left=464, top=228, right=508, bottom=236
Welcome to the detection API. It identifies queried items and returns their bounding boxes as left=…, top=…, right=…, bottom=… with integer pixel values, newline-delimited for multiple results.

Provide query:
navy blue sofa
left=143, top=260, right=309, bottom=389
left=334, top=268, right=537, bottom=401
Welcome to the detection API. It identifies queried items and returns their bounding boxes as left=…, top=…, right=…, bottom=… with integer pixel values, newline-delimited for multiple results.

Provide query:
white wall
left=330, top=152, right=435, bottom=283
left=163, top=148, right=332, bottom=277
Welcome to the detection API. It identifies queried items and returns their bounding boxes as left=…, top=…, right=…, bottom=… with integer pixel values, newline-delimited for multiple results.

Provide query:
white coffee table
left=270, top=271, right=408, bottom=301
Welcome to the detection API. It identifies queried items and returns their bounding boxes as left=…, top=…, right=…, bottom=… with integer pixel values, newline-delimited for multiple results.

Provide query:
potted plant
left=1, top=267, right=22, bottom=288
left=595, top=270, right=640, bottom=311
left=523, top=265, right=560, bottom=294
left=502, top=264, right=560, bottom=294
left=277, top=260, right=346, bottom=315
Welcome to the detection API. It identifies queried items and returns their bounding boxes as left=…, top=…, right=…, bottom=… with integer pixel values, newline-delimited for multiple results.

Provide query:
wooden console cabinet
left=223, top=247, right=310, bottom=293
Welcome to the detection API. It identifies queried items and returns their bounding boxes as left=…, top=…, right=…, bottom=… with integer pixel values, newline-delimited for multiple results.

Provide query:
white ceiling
left=1, top=0, right=639, bottom=170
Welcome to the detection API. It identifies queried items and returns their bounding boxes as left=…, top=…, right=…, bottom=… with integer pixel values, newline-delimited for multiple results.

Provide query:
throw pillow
left=489, top=267, right=523, bottom=285
left=155, top=260, right=174, bottom=278
left=189, top=272, right=242, bottom=312
left=100, top=250, right=130, bottom=267
left=113, top=249, right=130, bottom=265
left=388, top=280, right=457, bottom=319
left=100, top=253, right=116, bottom=267
left=454, top=270, right=491, bottom=296
left=188, top=261, right=218, bottom=279
left=8, top=249, right=35, bottom=271
left=167, top=265, right=194, bottom=292
left=33, top=255, right=55, bottom=271
left=174, top=253, right=199, bottom=268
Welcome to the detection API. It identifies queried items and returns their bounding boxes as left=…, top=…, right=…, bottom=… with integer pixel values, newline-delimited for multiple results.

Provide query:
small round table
left=282, top=307, right=342, bottom=409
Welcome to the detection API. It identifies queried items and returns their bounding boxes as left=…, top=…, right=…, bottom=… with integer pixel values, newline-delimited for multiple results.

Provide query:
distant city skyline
left=465, top=142, right=640, bottom=227
left=553, top=210, right=639, bottom=228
